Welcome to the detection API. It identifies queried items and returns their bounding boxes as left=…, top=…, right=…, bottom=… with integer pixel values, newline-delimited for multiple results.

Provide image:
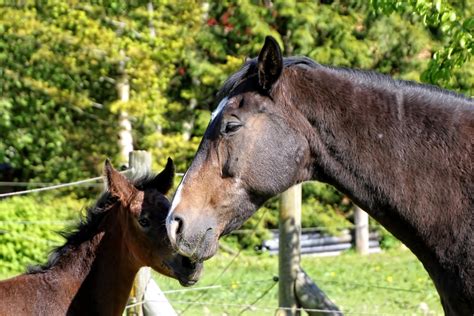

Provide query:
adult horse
left=167, top=36, right=473, bottom=315
left=0, top=159, right=202, bottom=316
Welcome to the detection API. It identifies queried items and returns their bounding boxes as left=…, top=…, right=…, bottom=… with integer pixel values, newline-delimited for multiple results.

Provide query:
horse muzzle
left=166, top=213, right=219, bottom=262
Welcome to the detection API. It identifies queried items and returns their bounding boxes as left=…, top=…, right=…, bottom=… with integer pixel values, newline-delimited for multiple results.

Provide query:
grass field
left=153, top=246, right=443, bottom=315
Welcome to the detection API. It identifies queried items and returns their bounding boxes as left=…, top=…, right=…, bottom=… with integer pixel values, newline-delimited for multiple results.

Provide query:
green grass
left=153, top=246, right=443, bottom=315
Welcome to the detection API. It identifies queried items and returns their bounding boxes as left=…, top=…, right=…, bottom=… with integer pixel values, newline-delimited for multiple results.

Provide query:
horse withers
left=166, top=36, right=473, bottom=315
left=0, top=158, right=202, bottom=316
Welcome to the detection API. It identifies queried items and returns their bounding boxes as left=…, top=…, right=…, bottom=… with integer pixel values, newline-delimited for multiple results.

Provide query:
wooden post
left=278, top=182, right=343, bottom=315
left=127, top=151, right=152, bottom=316
left=278, top=184, right=302, bottom=316
left=117, top=51, right=134, bottom=164
left=129, top=150, right=152, bottom=178
left=354, top=206, right=369, bottom=255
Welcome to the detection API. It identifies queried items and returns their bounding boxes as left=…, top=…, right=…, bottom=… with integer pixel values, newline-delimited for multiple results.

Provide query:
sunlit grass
left=153, top=246, right=442, bottom=315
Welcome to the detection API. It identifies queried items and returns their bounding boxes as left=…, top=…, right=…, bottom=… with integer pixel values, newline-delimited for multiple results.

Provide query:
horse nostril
left=174, top=216, right=184, bottom=235
left=173, top=215, right=184, bottom=235
left=168, top=214, right=185, bottom=246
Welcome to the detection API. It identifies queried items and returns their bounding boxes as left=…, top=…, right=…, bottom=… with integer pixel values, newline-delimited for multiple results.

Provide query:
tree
left=0, top=1, right=203, bottom=184
left=371, top=0, right=473, bottom=91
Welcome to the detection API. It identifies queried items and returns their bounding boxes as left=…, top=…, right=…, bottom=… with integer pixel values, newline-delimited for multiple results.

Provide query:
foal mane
left=27, top=172, right=158, bottom=274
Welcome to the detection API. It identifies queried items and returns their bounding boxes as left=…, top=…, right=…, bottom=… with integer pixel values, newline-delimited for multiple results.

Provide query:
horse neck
left=283, top=66, right=472, bottom=269
left=52, top=207, right=140, bottom=315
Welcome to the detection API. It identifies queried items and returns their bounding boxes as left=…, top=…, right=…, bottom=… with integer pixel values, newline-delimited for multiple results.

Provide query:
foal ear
left=149, top=157, right=175, bottom=194
left=104, top=159, right=137, bottom=202
left=258, top=36, right=283, bottom=91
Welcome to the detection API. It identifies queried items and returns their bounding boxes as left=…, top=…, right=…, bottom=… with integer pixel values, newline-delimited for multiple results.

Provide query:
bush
left=301, top=182, right=353, bottom=234
left=375, top=224, right=402, bottom=250
left=0, top=193, right=91, bottom=275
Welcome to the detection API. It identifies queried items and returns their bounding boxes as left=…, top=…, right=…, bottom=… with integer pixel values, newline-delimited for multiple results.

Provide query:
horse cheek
left=246, top=122, right=302, bottom=195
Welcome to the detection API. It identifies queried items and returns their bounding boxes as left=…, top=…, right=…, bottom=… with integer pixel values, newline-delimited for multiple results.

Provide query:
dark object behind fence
left=260, top=228, right=380, bottom=256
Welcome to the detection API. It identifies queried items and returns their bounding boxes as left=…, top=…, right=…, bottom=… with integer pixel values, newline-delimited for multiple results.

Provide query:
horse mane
left=217, top=56, right=470, bottom=105
left=27, top=172, right=158, bottom=274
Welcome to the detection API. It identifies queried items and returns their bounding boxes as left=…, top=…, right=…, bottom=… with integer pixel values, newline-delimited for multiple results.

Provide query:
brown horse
left=166, top=36, right=473, bottom=315
left=0, top=159, right=202, bottom=316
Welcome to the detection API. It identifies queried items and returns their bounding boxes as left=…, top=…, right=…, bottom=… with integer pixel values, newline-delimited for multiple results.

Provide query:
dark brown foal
left=0, top=159, right=202, bottom=316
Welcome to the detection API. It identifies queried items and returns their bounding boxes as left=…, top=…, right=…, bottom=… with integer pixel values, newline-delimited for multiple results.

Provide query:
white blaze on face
left=167, top=172, right=187, bottom=224
left=167, top=97, right=228, bottom=225
left=211, top=97, right=228, bottom=121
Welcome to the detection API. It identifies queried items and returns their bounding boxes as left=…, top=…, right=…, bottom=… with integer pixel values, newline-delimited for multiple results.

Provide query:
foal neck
left=51, top=208, right=140, bottom=315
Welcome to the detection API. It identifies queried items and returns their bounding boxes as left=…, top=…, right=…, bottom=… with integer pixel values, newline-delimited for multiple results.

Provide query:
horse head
left=166, top=37, right=313, bottom=261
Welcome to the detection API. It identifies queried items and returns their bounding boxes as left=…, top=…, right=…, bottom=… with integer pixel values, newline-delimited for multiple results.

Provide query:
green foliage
left=0, top=4, right=120, bottom=183
left=0, top=1, right=203, bottom=183
left=371, top=0, right=473, bottom=90
left=0, top=193, right=88, bottom=275
left=301, top=182, right=353, bottom=234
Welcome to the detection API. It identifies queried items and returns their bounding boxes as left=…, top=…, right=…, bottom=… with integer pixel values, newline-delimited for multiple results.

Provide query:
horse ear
left=149, top=157, right=175, bottom=194
left=104, top=159, right=137, bottom=202
left=258, top=36, right=283, bottom=91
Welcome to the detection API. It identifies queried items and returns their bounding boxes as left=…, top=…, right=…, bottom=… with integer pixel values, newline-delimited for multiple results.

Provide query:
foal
left=0, top=159, right=202, bottom=316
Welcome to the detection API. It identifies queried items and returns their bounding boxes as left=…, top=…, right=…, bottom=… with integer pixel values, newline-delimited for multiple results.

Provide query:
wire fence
left=124, top=298, right=430, bottom=316
left=0, top=169, right=135, bottom=198
left=0, top=170, right=185, bottom=198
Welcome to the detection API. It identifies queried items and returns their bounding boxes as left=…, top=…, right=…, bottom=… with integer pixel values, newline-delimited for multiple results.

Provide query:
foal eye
left=138, top=218, right=150, bottom=228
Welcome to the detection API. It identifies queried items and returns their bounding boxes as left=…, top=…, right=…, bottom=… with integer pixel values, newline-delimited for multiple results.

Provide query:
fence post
left=278, top=184, right=302, bottom=316
left=354, top=206, right=369, bottom=255
left=278, top=183, right=343, bottom=315
left=117, top=52, right=134, bottom=163
left=127, top=150, right=152, bottom=316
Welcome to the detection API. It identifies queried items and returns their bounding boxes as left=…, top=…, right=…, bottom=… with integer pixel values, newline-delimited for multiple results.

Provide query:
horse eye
left=138, top=218, right=150, bottom=228
left=223, top=121, right=242, bottom=134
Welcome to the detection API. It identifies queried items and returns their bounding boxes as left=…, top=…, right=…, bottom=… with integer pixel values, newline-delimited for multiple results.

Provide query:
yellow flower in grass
left=386, top=275, right=393, bottom=283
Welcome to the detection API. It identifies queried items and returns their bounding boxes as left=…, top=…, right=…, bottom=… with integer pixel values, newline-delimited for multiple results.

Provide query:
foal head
left=105, top=159, right=202, bottom=286
left=167, top=37, right=314, bottom=261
